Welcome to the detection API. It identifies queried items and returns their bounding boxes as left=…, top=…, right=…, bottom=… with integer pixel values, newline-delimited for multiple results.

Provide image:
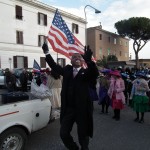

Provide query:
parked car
left=0, top=69, right=6, bottom=88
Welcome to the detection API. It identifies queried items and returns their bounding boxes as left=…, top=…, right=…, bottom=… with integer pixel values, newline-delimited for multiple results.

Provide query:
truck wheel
left=0, top=127, right=27, bottom=150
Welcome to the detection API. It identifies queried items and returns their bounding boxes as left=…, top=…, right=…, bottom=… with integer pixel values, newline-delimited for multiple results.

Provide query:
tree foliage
left=96, top=55, right=118, bottom=67
left=107, top=55, right=118, bottom=62
left=96, top=56, right=108, bottom=68
left=115, top=17, right=150, bottom=68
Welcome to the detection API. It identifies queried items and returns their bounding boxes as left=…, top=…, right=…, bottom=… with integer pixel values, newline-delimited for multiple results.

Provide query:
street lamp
left=84, top=5, right=101, bottom=45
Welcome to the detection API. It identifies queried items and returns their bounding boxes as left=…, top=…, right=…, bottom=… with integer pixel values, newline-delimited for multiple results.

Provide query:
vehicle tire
left=0, top=127, right=27, bottom=150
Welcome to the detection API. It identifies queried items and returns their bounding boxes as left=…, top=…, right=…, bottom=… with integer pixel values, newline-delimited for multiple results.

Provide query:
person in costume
left=130, top=72, right=150, bottom=123
left=108, top=70, right=125, bottom=121
left=98, top=69, right=111, bottom=114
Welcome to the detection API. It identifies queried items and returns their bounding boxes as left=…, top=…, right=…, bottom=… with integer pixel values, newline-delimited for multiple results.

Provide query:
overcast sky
left=40, top=0, right=150, bottom=59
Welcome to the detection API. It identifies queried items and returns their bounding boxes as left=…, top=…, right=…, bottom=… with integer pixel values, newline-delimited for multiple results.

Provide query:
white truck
left=0, top=94, right=52, bottom=150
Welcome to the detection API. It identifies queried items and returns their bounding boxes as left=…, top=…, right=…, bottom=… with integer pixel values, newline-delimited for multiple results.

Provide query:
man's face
left=71, top=53, right=83, bottom=68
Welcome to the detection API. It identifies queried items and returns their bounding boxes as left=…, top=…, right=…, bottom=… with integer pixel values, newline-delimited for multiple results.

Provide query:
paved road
left=24, top=101, right=150, bottom=150
left=1, top=89, right=150, bottom=150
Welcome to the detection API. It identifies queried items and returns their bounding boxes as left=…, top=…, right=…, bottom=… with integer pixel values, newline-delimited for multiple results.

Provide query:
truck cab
left=0, top=94, right=52, bottom=150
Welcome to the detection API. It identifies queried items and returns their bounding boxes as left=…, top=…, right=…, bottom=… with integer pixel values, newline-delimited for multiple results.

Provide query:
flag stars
left=52, top=10, right=75, bottom=44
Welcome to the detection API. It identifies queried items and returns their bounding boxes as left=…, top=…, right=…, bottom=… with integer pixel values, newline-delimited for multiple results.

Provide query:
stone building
left=87, top=25, right=129, bottom=61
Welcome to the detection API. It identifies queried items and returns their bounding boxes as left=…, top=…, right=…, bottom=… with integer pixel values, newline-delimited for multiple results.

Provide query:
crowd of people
left=4, top=67, right=62, bottom=120
left=97, top=67, right=150, bottom=123
left=4, top=68, right=29, bottom=92
left=41, top=42, right=150, bottom=150
left=2, top=43, right=150, bottom=150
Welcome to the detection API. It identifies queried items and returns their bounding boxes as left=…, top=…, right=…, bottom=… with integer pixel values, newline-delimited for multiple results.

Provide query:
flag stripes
left=47, top=9, right=84, bottom=59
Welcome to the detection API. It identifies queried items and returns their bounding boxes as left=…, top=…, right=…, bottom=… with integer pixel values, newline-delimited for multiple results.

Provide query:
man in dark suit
left=42, top=43, right=99, bottom=150
left=20, top=69, right=28, bottom=92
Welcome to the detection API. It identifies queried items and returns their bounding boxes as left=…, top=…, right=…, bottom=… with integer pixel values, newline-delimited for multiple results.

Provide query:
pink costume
left=108, top=76, right=125, bottom=109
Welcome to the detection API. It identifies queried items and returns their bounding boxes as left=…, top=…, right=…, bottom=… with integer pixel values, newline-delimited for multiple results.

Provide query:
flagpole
left=57, top=52, right=58, bottom=64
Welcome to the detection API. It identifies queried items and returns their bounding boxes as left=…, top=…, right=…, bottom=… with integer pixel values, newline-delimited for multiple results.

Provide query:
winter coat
left=108, top=77, right=125, bottom=104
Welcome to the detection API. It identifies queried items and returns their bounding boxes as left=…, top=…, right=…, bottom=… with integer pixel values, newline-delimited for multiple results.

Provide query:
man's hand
left=82, top=45, right=93, bottom=62
left=42, top=42, right=49, bottom=54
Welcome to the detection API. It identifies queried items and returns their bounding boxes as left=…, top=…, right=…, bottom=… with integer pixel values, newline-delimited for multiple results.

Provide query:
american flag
left=47, top=9, right=85, bottom=59
left=33, top=59, right=41, bottom=72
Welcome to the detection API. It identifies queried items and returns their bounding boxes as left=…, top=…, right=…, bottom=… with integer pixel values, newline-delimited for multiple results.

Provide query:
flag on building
left=33, top=59, right=41, bottom=72
left=47, top=9, right=85, bottom=59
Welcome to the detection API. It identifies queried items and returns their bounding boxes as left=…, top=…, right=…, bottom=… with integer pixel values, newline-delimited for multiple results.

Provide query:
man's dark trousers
left=60, top=108, right=89, bottom=150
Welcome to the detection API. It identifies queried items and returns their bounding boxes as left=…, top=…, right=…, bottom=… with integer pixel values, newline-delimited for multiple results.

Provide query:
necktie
left=73, top=68, right=78, bottom=77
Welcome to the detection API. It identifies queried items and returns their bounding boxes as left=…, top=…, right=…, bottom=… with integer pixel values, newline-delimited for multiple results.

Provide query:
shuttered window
left=40, top=57, right=46, bottom=68
left=99, top=34, right=102, bottom=40
left=120, top=51, right=122, bottom=56
left=38, top=12, right=40, bottom=24
left=44, top=14, right=47, bottom=26
left=108, top=36, right=111, bottom=43
left=16, top=31, right=23, bottom=44
left=13, top=56, right=28, bottom=68
left=13, top=56, right=17, bottom=68
left=57, top=58, right=66, bottom=67
left=24, top=57, right=28, bottom=68
left=16, top=5, right=23, bottom=20
left=72, top=23, right=79, bottom=34
left=38, top=35, right=47, bottom=47
left=38, top=12, right=47, bottom=26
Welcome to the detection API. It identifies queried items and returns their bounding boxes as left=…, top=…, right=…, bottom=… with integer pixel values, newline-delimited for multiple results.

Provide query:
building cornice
left=18, top=0, right=86, bottom=23
left=88, top=26, right=129, bottom=40
left=0, top=42, right=62, bottom=55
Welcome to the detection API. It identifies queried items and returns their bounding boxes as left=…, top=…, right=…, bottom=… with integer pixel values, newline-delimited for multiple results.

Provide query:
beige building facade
left=87, top=26, right=129, bottom=61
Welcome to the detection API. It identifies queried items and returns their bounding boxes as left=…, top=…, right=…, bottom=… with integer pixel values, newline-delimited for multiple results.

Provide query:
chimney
left=99, top=22, right=102, bottom=29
